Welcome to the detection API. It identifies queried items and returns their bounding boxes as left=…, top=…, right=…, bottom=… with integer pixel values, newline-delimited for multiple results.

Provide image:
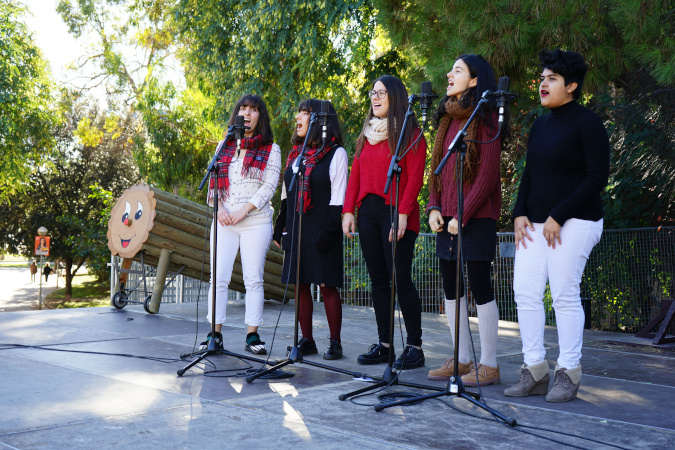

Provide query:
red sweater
left=428, top=116, right=501, bottom=225
left=343, top=133, right=427, bottom=234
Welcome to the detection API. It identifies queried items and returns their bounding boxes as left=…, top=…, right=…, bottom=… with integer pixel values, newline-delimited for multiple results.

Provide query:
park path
left=0, top=263, right=60, bottom=312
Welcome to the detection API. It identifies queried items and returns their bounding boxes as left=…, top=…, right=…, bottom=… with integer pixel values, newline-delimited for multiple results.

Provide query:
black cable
left=0, top=343, right=186, bottom=365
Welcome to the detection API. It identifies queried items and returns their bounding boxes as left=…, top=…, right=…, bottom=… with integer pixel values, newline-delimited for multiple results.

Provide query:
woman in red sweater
left=342, top=75, right=427, bottom=370
left=426, top=55, right=504, bottom=386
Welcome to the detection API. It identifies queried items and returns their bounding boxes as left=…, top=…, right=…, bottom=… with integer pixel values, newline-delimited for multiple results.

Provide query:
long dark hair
left=355, top=75, right=420, bottom=157
left=430, top=55, right=508, bottom=188
left=291, top=99, right=344, bottom=148
left=431, top=54, right=499, bottom=129
left=227, top=94, right=274, bottom=145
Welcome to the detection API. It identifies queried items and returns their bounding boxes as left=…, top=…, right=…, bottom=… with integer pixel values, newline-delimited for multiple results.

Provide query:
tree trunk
left=64, top=258, right=74, bottom=300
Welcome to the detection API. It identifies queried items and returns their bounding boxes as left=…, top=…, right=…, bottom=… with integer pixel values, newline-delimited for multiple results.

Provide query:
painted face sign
left=107, top=184, right=156, bottom=258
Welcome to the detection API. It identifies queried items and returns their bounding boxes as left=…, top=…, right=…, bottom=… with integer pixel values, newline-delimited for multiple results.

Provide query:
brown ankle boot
left=546, top=365, right=581, bottom=402
left=427, top=358, right=472, bottom=381
left=504, top=361, right=550, bottom=397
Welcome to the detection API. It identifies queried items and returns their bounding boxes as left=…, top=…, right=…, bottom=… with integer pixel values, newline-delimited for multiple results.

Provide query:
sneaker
left=393, top=346, right=425, bottom=370
left=199, top=331, right=223, bottom=351
left=323, top=339, right=343, bottom=360
left=461, top=363, right=500, bottom=386
left=427, top=358, right=472, bottom=381
left=357, top=342, right=393, bottom=365
left=287, top=337, right=318, bottom=356
left=245, top=332, right=267, bottom=355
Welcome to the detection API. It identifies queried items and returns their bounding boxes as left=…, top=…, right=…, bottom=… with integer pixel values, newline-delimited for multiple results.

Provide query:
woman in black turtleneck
left=504, top=49, right=609, bottom=403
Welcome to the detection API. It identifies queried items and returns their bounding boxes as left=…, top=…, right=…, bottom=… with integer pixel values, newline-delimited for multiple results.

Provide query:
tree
left=0, top=92, right=140, bottom=297
left=375, top=0, right=675, bottom=228
left=0, top=2, right=57, bottom=203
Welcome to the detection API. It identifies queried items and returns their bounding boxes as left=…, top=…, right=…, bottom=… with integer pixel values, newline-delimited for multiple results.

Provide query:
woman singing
left=273, top=99, right=348, bottom=360
left=504, top=49, right=609, bottom=402
left=342, top=75, right=427, bottom=370
left=426, top=55, right=505, bottom=386
left=202, top=94, right=281, bottom=355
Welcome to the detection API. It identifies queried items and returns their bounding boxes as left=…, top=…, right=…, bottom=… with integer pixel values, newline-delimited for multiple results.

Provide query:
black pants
left=439, top=259, right=494, bottom=305
left=358, top=195, right=422, bottom=347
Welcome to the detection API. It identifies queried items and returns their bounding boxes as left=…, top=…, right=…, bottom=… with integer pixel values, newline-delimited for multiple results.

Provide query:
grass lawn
left=45, top=273, right=110, bottom=309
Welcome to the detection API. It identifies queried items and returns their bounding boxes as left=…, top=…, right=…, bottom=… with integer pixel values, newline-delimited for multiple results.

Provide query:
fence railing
left=111, top=227, right=675, bottom=334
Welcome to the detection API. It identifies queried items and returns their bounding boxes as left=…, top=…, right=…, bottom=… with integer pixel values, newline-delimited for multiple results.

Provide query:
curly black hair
left=539, top=49, right=589, bottom=100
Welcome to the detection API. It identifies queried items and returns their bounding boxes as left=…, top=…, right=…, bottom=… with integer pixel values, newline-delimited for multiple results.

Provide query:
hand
left=389, top=214, right=408, bottom=242
left=229, top=208, right=248, bottom=225
left=447, top=218, right=459, bottom=235
left=543, top=216, right=562, bottom=249
left=273, top=240, right=281, bottom=248
left=428, top=210, right=444, bottom=232
left=514, top=216, right=534, bottom=250
left=342, top=213, right=356, bottom=239
left=217, top=209, right=232, bottom=227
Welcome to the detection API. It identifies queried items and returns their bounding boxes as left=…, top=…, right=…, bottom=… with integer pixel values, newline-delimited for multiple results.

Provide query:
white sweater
left=208, top=143, right=281, bottom=225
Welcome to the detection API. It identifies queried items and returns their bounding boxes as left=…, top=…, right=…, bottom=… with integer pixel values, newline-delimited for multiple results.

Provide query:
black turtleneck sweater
left=512, top=100, right=610, bottom=225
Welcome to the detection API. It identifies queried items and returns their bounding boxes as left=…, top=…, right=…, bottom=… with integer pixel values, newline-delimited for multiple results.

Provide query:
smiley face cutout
left=107, top=184, right=157, bottom=258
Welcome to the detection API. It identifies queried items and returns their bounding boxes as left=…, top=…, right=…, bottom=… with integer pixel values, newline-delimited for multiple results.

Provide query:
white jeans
left=207, top=220, right=272, bottom=326
left=514, top=218, right=603, bottom=369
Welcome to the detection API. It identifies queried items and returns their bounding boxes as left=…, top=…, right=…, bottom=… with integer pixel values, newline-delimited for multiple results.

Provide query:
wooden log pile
left=107, top=184, right=291, bottom=308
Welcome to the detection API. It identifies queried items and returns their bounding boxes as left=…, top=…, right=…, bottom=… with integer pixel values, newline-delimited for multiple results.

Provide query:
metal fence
left=111, top=227, right=675, bottom=334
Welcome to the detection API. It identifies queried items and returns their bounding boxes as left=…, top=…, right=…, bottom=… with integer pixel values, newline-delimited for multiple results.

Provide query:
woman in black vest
left=273, top=99, right=348, bottom=360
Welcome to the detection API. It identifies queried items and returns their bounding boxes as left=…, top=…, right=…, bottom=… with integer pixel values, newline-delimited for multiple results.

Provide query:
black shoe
left=357, top=342, right=393, bottom=365
left=323, top=339, right=343, bottom=360
left=199, top=331, right=223, bottom=351
left=245, top=332, right=267, bottom=355
left=288, top=337, right=318, bottom=356
left=393, top=346, right=425, bottom=370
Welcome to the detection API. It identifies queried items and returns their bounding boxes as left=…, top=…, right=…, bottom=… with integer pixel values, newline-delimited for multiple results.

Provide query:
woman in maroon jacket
left=342, top=75, right=427, bottom=370
left=426, top=55, right=505, bottom=386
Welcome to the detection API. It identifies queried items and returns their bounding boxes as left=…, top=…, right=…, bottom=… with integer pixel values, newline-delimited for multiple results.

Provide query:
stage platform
left=1, top=298, right=673, bottom=449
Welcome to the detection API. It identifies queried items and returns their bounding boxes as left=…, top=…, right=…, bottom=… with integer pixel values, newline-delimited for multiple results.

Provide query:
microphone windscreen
left=421, top=81, right=432, bottom=95
left=235, top=115, right=245, bottom=126
left=497, top=77, right=510, bottom=92
left=321, top=100, right=329, bottom=114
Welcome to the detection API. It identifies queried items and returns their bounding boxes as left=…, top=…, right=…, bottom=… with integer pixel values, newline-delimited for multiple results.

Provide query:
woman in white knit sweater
left=202, top=94, right=281, bottom=355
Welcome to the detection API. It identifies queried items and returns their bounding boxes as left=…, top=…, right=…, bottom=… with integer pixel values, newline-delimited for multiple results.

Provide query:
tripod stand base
left=246, top=345, right=366, bottom=383
left=372, top=376, right=517, bottom=426
left=177, top=339, right=271, bottom=376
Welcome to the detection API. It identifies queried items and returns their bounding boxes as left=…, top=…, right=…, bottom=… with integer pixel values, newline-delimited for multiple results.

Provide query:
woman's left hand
left=447, top=218, right=459, bottom=235
left=230, top=208, right=248, bottom=226
left=543, top=216, right=562, bottom=249
left=389, top=214, right=408, bottom=242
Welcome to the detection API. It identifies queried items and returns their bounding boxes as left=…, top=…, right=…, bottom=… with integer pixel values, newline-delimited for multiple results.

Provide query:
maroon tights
left=297, top=283, right=342, bottom=342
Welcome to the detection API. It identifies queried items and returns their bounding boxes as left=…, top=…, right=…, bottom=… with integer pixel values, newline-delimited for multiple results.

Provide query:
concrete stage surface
left=1, top=299, right=673, bottom=449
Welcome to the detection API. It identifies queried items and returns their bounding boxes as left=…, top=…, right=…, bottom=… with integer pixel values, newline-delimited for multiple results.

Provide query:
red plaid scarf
left=285, top=138, right=335, bottom=213
left=209, top=134, right=273, bottom=202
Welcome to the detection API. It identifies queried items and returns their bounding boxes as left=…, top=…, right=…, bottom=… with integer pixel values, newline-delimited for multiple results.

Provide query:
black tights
left=438, top=259, right=494, bottom=305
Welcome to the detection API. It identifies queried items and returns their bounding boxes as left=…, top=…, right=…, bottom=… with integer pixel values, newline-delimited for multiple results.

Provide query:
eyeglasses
left=368, top=89, right=388, bottom=99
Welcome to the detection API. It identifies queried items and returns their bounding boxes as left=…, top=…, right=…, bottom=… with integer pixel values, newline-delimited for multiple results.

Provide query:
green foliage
left=174, top=0, right=378, bottom=155
left=0, top=1, right=57, bottom=202
left=0, top=92, right=140, bottom=295
left=376, top=0, right=675, bottom=229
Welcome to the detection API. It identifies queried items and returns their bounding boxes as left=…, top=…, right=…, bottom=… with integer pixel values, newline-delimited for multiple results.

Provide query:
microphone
left=320, top=100, right=329, bottom=144
left=234, top=115, right=245, bottom=155
left=418, top=81, right=438, bottom=127
left=492, top=77, right=517, bottom=129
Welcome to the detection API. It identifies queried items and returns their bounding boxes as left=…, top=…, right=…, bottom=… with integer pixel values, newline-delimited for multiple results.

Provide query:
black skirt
left=436, top=217, right=496, bottom=262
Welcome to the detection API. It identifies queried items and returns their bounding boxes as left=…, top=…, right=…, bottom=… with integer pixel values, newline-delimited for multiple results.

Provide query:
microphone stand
left=246, top=113, right=365, bottom=383
left=178, top=131, right=271, bottom=376
left=339, top=97, right=447, bottom=403
left=370, top=96, right=516, bottom=426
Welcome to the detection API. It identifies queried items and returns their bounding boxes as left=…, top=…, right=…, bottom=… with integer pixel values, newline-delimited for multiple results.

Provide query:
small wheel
left=144, top=295, right=156, bottom=314
left=112, top=291, right=128, bottom=309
